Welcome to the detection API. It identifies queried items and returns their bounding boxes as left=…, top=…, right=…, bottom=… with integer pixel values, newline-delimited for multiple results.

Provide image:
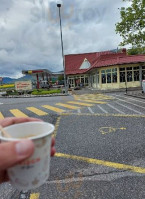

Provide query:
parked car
left=40, top=80, right=50, bottom=89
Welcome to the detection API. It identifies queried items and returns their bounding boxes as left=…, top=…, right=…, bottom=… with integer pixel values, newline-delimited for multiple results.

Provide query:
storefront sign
left=15, top=81, right=32, bottom=91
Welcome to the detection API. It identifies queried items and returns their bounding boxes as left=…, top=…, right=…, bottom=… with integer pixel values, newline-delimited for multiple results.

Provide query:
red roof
left=88, top=53, right=145, bottom=72
left=65, top=51, right=113, bottom=75
left=65, top=51, right=145, bottom=75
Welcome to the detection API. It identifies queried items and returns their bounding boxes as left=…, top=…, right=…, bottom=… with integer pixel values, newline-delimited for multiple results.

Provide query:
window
left=107, top=73, right=111, bottom=83
left=112, top=68, right=117, bottom=83
left=120, top=71, right=125, bottom=82
left=101, top=68, right=117, bottom=84
left=92, top=75, right=95, bottom=84
left=120, top=66, right=140, bottom=82
left=81, top=77, right=84, bottom=84
left=127, top=67, right=132, bottom=82
left=134, top=67, right=139, bottom=81
left=85, top=76, right=88, bottom=85
left=142, top=66, right=145, bottom=80
left=101, top=71, right=106, bottom=84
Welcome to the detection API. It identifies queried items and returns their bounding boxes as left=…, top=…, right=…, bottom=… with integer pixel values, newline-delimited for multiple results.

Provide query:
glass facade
left=68, top=65, right=143, bottom=88
left=101, top=68, right=117, bottom=84
left=119, top=66, right=140, bottom=82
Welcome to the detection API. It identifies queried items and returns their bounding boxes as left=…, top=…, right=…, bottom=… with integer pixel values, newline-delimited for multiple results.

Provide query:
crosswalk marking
left=26, top=107, right=48, bottom=116
left=78, top=99, right=107, bottom=104
left=97, top=105, right=108, bottom=114
left=107, top=104, right=125, bottom=114
left=67, top=101, right=94, bottom=106
left=0, top=112, right=4, bottom=119
left=115, top=97, right=145, bottom=110
left=55, top=103, right=81, bottom=109
left=42, top=105, right=65, bottom=113
left=87, top=107, right=94, bottom=114
left=115, top=101, right=143, bottom=115
left=74, top=94, right=114, bottom=101
left=10, top=109, right=28, bottom=117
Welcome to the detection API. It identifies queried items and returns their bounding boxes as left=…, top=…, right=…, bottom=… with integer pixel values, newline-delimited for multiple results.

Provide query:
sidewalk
left=72, top=87, right=145, bottom=99
left=125, top=89, right=145, bottom=99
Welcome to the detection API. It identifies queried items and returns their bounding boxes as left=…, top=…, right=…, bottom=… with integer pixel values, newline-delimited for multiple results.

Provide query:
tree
left=127, top=47, right=145, bottom=55
left=116, top=0, right=145, bottom=53
left=58, top=74, right=64, bottom=81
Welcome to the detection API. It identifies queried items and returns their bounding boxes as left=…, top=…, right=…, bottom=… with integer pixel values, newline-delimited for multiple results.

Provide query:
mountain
left=2, top=75, right=33, bottom=84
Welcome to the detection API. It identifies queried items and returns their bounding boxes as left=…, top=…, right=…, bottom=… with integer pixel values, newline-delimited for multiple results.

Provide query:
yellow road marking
left=56, top=103, right=81, bottom=109
left=98, top=126, right=126, bottom=135
left=55, top=153, right=145, bottom=174
left=10, top=109, right=28, bottom=117
left=78, top=100, right=107, bottom=104
left=53, top=116, right=61, bottom=137
left=30, top=193, right=40, bottom=199
left=0, top=112, right=4, bottom=119
left=67, top=101, right=93, bottom=106
left=26, top=107, right=48, bottom=116
left=74, top=94, right=114, bottom=101
left=42, top=105, right=65, bottom=113
left=60, top=112, right=145, bottom=118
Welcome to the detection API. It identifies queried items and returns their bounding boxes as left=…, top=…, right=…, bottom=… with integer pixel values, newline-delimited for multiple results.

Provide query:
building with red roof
left=65, top=49, right=145, bottom=90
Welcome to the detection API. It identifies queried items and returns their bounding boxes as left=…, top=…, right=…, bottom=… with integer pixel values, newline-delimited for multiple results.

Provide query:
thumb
left=0, top=140, right=34, bottom=170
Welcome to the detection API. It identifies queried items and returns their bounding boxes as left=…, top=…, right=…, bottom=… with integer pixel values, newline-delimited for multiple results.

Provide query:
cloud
left=0, top=0, right=127, bottom=78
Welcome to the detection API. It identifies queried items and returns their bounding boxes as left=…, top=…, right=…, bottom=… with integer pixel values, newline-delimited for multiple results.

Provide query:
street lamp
left=57, top=3, right=67, bottom=94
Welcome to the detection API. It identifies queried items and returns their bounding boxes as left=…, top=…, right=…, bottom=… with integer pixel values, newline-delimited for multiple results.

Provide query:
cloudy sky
left=0, top=0, right=128, bottom=78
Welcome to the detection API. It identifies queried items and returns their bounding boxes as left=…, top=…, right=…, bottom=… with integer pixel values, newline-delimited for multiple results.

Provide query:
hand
left=0, top=117, right=56, bottom=183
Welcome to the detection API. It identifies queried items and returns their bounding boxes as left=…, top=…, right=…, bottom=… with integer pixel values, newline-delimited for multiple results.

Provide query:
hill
left=2, top=75, right=33, bottom=84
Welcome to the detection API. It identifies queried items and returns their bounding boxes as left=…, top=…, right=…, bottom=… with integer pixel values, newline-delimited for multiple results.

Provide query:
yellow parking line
left=0, top=112, right=4, bottom=119
left=60, top=112, right=145, bottom=118
left=53, top=116, right=61, bottom=137
left=79, top=100, right=107, bottom=104
left=42, top=105, right=65, bottom=113
left=55, top=153, right=145, bottom=174
left=10, top=109, right=28, bottom=117
left=26, top=107, right=48, bottom=116
left=67, top=101, right=93, bottom=106
left=56, top=103, right=81, bottom=109
left=30, top=193, right=40, bottom=199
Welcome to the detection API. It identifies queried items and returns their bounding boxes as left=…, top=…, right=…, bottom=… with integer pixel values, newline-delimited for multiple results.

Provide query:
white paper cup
left=0, top=121, right=55, bottom=191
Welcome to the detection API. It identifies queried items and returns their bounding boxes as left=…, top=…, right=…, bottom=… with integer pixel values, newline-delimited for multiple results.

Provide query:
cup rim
left=0, top=121, right=55, bottom=141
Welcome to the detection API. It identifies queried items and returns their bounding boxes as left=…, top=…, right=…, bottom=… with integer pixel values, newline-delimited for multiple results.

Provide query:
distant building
left=22, top=69, right=63, bottom=89
left=65, top=49, right=145, bottom=90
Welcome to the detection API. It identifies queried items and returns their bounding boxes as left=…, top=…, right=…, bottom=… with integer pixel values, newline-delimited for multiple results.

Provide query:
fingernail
left=15, top=140, right=34, bottom=156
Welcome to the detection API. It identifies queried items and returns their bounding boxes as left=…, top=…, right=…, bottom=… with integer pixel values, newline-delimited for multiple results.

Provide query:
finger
left=0, top=140, right=34, bottom=170
left=0, top=170, right=9, bottom=183
left=51, top=137, right=55, bottom=147
left=1, top=117, right=43, bottom=128
left=51, top=147, right=56, bottom=157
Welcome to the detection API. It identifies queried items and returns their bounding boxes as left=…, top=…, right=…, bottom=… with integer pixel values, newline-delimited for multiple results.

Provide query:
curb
left=0, top=93, right=70, bottom=98
left=125, top=94, right=145, bottom=99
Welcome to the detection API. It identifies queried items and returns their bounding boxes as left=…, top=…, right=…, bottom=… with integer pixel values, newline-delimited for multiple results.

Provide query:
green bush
left=31, top=89, right=61, bottom=95
left=6, top=90, right=19, bottom=95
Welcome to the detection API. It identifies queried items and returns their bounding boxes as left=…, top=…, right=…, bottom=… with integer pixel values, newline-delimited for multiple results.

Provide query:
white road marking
left=97, top=105, right=108, bottom=113
left=107, top=103, right=125, bottom=114
left=115, top=101, right=143, bottom=115
left=0, top=102, right=3, bottom=105
left=77, top=109, right=81, bottom=113
left=87, top=107, right=94, bottom=114
left=115, top=97, right=145, bottom=110
left=112, top=94, right=145, bottom=104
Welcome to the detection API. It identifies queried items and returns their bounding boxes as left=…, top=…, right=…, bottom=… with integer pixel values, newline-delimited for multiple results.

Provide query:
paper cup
left=0, top=121, right=55, bottom=191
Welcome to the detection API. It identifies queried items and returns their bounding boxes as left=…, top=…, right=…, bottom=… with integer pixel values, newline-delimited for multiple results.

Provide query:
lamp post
left=57, top=3, right=67, bottom=94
